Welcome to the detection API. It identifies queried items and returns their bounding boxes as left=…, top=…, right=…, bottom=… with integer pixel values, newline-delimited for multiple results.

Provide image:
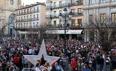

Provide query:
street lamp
left=59, top=8, right=73, bottom=55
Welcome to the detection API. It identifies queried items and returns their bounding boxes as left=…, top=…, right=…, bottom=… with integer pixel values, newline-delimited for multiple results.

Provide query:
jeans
left=96, top=64, right=103, bottom=71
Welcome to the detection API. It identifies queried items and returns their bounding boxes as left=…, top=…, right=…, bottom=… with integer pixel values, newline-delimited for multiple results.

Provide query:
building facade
left=15, top=2, right=46, bottom=39
left=70, top=0, right=83, bottom=29
left=0, top=0, right=21, bottom=34
left=83, top=0, right=116, bottom=42
left=46, top=0, right=83, bottom=39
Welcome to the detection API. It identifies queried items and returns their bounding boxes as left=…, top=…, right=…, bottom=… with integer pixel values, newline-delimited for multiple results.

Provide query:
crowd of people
left=45, top=39, right=111, bottom=71
left=0, top=37, right=113, bottom=71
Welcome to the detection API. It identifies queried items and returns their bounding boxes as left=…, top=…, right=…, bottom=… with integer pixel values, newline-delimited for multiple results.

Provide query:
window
left=19, top=11, right=20, bottom=15
left=59, top=10, right=62, bottom=13
left=37, top=7, right=39, bottom=12
left=71, top=19, right=75, bottom=26
left=100, top=0, right=107, bottom=3
left=71, top=9, right=75, bottom=13
left=24, top=16, right=25, bottom=20
left=33, top=22, right=36, bottom=28
left=34, top=7, right=36, bottom=13
left=18, top=0, right=21, bottom=5
left=10, top=0, right=14, bottom=5
left=59, top=1, right=62, bottom=6
left=20, top=23, right=23, bottom=28
left=30, top=8, right=32, bottom=13
left=24, top=9, right=26, bottom=14
left=111, top=13, right=116, bottom=23
left=30, top=15, right=32, bottom=20
left=24, top=23, right=25, bottom=28
left=50, top=1, right=52, bottom=6
left=89, top=0, right=93, bottom=4
left=37, top=22, right=39, bottom=25
left=50, top=1, right=52, bottom=3
left=27, top=9, right=29, bottom=14
left=100, top=13, right=106, bottom=24
left=89, top=0, right=96, bottom=5
left=77, top=0, right=83, bottom=5
left=16, top=23, right=17, bottom=28
left=53, top=20, right=57, bottom=26
left=54, top=11, right=56, bottom=16
left=33, top=15, right=35, bottom=19
left=59, top=19, right=62, bottom=24
left=32, top=22, right=35, bottom=28
left=89, top=15, right=93, bottom=24
left=77, top=19, right=82, bottom=27
left=89, top=31, right=94, bottom=41
left=21, top=17, right=22, bottom=21
left=37, top=22, right=39, bottom=27
left=54, top=11, right=56, bottom=14
left=77, top=8, right=82, bottom=13
left=54, top=2, right=56, bottom=7
left=37, top=14, right=39, bottom=20
left=27, top=15, right=28, bottom=19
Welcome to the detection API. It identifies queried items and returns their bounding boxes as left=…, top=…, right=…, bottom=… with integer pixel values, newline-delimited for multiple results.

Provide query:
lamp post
left=59, top=8, right=72, bottom=55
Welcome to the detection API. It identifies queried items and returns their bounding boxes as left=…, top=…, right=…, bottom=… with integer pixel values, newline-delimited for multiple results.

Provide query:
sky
left=22, top=0, right=46, bottom=5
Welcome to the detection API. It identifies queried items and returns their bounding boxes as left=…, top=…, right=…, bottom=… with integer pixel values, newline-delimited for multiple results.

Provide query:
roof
left=15, top=2, right=46, bottom=11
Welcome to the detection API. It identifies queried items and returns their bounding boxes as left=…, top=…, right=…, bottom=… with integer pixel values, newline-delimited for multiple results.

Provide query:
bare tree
left=89, top=15, right=115, bottom=51
left=0, top=24, right=7, bottom=37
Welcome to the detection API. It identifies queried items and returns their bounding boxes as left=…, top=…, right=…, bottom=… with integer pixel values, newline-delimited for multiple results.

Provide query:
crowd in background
left=0, top=37, right=113, bottom=71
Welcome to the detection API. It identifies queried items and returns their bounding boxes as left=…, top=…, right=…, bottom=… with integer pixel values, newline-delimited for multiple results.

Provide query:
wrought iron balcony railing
left=71, top=12, right=83, bottom=17
left=46, top=23, right=83, bottom=29
left=16, top=18, right=39, bottom=22
left=47, top=1, right=83, bottom=10
left=46, top=13, right=59, bottom=19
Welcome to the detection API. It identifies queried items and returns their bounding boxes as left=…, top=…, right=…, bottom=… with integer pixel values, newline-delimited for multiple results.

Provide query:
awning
left=18, top=31, right=39, bottom=34
left=45, top=29, right=83, bottom=34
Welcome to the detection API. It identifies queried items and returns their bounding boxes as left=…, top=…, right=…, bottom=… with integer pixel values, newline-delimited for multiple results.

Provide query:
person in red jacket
left=13, top=54, right=20, bottom=65
left=12, top=53, right=22, bottom=70
left=70, top=57, right=78, bottom=71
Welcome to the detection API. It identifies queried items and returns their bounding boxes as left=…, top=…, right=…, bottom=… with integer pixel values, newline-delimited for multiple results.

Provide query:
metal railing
left=71, top=12, right=83, bottom=17
left=16, top=11, right=39, bottom=16
left=47, top=2, right=83, bottom=10
left=71, top=2, right=83, bottom=6
left=16, top=18, right=39, bottom=22
left=46, top=24, right=82, bottom=29
left=46, top=13, right=59, bottom=19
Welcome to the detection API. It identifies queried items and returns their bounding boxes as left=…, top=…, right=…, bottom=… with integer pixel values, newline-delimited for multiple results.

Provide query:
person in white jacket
left=35, top=63, right=41, bottom=71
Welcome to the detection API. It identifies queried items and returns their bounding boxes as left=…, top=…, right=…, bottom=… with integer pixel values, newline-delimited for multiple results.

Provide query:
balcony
left=46, top=3, right=52, bottom=9
left=51, top=13, right=59, bottom=19
left=16, top=11, right=38, bottom=16
left=62, top=3, right=71, bottom=7
left=71, top=12, right=83, bottom=17
left=46, top=13, right=59, bottom=19
left=46, top=24, right=63, bottom=30
left=46, top=1, right=83, bottom=10
left=47, top=4, right=64, bottom=9
left=70, top=24, right=82, bottom=29
left=15, top=24, right=39, bottom=30
left=46, top=23, right=82, bottom=30
left=32, top=18, right=39, bottom=21
left=47, top=2, right=71, bottom=10
left=71, top=0, right=83, bottom=6
left=16, top=20, right=20, bottom=22
left=16, top=18, right=39, bottom=22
